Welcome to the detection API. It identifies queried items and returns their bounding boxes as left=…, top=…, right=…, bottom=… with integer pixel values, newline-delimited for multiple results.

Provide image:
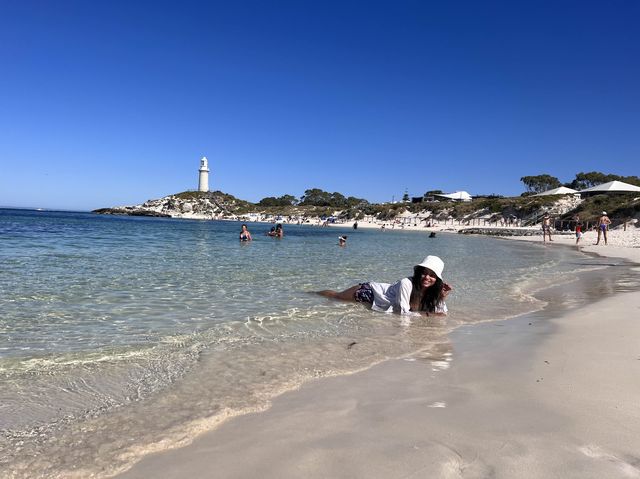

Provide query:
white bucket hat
left=415, top=255, right=444, bottom=280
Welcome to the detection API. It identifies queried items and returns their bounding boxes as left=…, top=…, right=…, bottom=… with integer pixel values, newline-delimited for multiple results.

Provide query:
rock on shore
left=92, top=207, right=172, bottom=217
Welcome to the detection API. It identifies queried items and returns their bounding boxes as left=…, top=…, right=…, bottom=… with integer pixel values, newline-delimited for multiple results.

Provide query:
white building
left=434, top=191, right=472, bottom=202
left=198, top=157, right=210, bottom=192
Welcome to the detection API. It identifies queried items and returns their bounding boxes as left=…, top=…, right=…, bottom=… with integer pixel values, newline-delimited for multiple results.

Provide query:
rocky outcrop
left=93, top=191, right=250, bottom=220
left=458, top=227, right=574, bottom=236
left=92, top=207, right=172, bottom=217
left=458, top=227, right=540, bottom=236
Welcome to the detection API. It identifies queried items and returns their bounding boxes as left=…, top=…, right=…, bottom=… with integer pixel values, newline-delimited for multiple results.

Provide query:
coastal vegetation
left=97, top=189, right=638, bottom=227
left=94, top=171, right=639, bottom=226
left=566, top=193, right=640, bottom=222
left=520, top=174, right=562, bottom=194
left=257, top=189, right=368, bottom=209
left=520, top=171, right=640, bottom=194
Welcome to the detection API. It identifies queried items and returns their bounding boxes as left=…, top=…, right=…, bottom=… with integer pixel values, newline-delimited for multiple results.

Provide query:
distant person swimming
left=317, top=255, right=451, bottom=316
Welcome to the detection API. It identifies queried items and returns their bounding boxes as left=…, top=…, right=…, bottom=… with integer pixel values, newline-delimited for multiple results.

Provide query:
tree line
left=256, top=172, right=638, bottom=207
left=520, top=171, right=640, bottom=194
left=257, top=188, right=369, bottom=208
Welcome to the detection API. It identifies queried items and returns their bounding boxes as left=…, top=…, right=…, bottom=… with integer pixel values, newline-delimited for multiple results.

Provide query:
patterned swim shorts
left=354, top=282, right=374, bottom=303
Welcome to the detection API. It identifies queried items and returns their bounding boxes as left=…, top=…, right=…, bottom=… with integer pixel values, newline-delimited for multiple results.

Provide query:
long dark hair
left=409, top=266, right=444, bottom=312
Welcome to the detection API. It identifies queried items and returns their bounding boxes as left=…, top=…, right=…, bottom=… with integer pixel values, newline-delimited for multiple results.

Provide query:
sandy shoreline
left=115, top=235, right=640, bottom=478
left=508, top=228, right=640, bottom=261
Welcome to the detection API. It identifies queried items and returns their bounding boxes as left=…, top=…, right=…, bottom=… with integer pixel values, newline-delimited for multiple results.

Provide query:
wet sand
left=117, top=246, right=640, bottom=478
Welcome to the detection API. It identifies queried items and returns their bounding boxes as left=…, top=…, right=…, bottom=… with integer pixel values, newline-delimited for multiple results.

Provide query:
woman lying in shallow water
left=318, top=255, right=452, bottom=316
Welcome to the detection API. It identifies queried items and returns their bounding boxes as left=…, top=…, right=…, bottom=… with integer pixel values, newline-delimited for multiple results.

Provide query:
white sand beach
left=334, top=218, right=640, bottom=253
left=116, top=234, right=640, bottom=478
left=511, top=227, right=640, bottom=257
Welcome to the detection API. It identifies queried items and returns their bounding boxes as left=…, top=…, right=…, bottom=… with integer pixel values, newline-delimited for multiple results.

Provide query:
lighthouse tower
left=198, top=156, right=210, bottom=192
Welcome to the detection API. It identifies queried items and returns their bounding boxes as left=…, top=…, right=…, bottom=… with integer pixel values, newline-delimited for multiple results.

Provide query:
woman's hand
left=442, top=283, right=452, bottom=299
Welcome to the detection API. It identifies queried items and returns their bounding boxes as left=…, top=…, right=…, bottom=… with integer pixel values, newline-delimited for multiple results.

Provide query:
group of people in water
left=240, top=208, right=615, bottom=317
left=240, top=224, right=345, bottom=244
left=239, top=223, right=283, bottom=241
left=239, top=223, right=451, bottom=317
left=239, top=207, right=616, bottom=317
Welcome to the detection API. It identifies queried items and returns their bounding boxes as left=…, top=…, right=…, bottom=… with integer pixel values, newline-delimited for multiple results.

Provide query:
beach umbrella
left=533, top=186, right=578, bottom=196
left=578, top=180, right=640, bottom=194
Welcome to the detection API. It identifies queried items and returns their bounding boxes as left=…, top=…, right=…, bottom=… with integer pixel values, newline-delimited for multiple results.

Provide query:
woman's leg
left=317, top=285, right=360, bottom=301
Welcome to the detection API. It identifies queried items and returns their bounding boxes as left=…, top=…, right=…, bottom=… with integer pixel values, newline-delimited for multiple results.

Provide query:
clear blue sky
left=1, top=0, right=638, bottom=211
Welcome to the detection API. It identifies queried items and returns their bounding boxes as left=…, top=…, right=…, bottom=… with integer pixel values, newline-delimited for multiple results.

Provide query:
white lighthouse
left=198, top=156, right=210, bottom=192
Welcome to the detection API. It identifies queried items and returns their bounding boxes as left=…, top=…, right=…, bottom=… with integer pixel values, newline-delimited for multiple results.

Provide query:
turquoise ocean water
left=1, top=208, right=637, bottom=478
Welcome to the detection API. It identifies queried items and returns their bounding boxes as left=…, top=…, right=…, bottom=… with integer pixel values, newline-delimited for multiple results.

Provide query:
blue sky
left=1, top=0, right=638, bottom=211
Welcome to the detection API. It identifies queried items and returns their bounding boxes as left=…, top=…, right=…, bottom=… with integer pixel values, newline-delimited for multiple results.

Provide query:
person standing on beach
left=596, top=212, right=611, bottom=245
left=317, top=255, right=452, bottom=316
left=542, top=214, right=553, bottom=242
left=575, top=221, right=583, bottom=245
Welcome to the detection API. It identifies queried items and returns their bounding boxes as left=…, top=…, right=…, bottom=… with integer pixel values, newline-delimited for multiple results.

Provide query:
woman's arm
left=422, top=286, right=451, bottom=317
left=398, top=278, right=414, bottom=314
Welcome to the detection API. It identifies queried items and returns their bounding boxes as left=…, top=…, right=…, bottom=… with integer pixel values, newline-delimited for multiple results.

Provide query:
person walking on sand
left=596, top=211, right=611, bottom=245
left=575, top=221, right=583, bottom=245
left=317, top=255, right=452, bottom=317
left=542, top=214, right=553, bottom=242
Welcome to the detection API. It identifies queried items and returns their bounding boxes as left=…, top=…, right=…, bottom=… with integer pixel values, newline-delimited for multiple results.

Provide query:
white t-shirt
left=369, top=278, right=447, bottom=315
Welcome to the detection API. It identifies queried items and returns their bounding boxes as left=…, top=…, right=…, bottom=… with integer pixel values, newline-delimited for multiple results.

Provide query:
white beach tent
left=435, top=191, right=473, bottom=202
left=578, top=180, right=640, bottom=196
left=533, top=186, right=578, bottom=196
left=397, top=209, right=414, bottom=223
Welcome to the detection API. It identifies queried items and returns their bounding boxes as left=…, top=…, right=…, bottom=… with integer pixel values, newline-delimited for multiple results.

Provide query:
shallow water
left=1, top=209, right=637, bottom=478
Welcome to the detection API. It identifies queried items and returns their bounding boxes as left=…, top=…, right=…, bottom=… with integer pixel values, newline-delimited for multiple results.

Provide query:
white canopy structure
left=533, top=186, right=578, bottom=196
left=578, top=180, right=640, bottom=195
left=435, top=191, right=472, bottom=202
